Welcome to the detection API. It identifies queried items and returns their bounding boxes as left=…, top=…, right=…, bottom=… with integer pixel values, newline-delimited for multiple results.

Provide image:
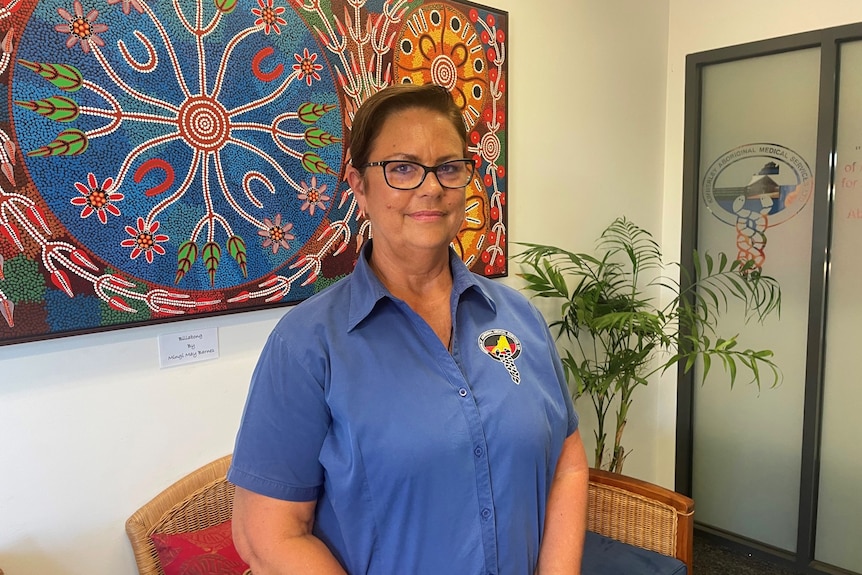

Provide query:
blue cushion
left=582, top=530, right=687, bottom=575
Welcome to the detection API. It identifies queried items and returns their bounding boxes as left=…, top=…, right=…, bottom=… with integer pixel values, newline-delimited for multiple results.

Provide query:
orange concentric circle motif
left=393, top=3, right=491, bottom=131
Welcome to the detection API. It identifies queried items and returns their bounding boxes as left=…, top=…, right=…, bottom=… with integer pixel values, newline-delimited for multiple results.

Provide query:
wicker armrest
left=125, top=455, right=234, bottom=575
left=587, top=468, right=694, bottom=573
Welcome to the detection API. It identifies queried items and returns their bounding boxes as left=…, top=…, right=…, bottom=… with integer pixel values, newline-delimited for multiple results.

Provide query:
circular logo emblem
left=478, top=329, right=521, bottom=360
left=701, top=143, right=813, bottom=227
left=478, top=328, right=522, bottom=384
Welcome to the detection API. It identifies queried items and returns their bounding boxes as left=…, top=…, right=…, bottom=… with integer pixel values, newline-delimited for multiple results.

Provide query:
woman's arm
left=536, top=429, right=590, bottom=575
left=232, top=486, right=348, bottom=575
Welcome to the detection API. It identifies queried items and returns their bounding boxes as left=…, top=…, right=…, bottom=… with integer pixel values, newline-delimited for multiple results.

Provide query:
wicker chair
left=126, top=454, right=235, bottom=575
left=588, top=468, right=695, bottom=573
left=125, top=456, right=694, bottom=575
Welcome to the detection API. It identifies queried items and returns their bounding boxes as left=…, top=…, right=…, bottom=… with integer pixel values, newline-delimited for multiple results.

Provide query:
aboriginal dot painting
left=0, top=0, right=508, bottom=345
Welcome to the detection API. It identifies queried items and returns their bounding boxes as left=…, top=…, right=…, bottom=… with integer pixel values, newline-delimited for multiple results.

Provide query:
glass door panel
left=693, top=48, right=819, bottom=551
left=815, top=39, right=862, bottom=574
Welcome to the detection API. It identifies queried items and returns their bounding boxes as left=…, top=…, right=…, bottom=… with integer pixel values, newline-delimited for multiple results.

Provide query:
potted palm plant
left=515, top=217, right=781, bottom=473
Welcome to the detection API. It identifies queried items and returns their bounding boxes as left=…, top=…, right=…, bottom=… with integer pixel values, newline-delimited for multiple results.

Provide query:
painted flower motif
left=106, top=0, right=145, bottom=15
left=54, top=1, right=108, bottom=54
left=251, top=0, right=287, bottom=35
left=298, top=176, right=330, bottom=217
left=293, top=48, right=323, bottom=86
left=120, top=217, right=169, bottom=263
left=257, top=214, right=295, bottom=254
left=70, top=172, right=124, bottom=224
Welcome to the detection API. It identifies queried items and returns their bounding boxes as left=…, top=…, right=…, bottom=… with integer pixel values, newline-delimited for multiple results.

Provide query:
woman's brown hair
left=348, top=83, right=467, bottom=170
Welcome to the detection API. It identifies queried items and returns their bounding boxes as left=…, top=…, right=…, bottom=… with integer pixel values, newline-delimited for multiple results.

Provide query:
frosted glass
left=815, top=40, right=862, bottom=574
left=693, top=48, right=819, bottom=551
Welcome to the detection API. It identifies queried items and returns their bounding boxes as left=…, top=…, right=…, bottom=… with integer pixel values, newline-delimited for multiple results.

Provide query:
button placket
left=444, top=334, right=498, bottom=575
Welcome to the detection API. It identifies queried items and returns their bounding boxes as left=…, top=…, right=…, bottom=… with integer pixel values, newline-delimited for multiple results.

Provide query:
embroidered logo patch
left=478, top=329, right=522, bottom=384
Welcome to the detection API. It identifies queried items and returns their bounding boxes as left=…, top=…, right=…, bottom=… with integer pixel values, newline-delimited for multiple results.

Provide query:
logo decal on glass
left=701, top=143, right=813, bottom=271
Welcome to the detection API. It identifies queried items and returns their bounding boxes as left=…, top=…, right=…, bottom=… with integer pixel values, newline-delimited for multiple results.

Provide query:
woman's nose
left=417, top=168, right=445, bottom=195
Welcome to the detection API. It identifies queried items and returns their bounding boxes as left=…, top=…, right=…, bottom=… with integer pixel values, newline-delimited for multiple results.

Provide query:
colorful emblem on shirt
left=478, top=329, right=522, bottom=384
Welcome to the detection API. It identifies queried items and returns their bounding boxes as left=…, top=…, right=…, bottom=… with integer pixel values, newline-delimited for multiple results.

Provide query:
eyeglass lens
left=384, top=160, right=474, bottom=189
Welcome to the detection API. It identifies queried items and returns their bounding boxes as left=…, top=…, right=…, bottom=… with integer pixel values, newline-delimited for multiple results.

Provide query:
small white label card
left=158, top=327, right=220, bottom=368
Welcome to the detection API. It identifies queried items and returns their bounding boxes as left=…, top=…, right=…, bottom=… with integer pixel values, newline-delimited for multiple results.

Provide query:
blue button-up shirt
left=229, top=243, right=578, bottom=575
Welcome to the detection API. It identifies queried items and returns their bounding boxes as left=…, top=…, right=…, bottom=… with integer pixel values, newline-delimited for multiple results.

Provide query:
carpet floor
left=694, top=532, right=806, bottom=575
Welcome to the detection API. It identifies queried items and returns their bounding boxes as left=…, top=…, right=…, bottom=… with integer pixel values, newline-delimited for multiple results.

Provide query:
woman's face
left=347, top=107, right=467, bottom=261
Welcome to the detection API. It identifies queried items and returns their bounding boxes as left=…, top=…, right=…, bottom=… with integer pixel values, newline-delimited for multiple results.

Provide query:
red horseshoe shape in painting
left=134, top=158, right=175, bottom=197
left=252, top=46, right=284, bottom=82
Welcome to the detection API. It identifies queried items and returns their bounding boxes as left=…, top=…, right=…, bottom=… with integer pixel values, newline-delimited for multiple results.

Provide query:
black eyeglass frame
left=360, top=158, right=476, bottom=190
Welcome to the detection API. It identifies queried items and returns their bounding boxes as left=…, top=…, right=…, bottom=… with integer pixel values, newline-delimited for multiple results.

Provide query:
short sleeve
left=533, top=302, right=579, bottom=436
left=228, top=328, right=330, bottom=501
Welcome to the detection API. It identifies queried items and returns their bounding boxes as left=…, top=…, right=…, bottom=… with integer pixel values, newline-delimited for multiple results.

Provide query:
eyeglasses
left=361, top=159, right=475, bottom=190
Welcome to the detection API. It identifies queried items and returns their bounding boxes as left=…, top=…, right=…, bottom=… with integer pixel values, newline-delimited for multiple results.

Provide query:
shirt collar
left=347, top=240, right=496, bottom=332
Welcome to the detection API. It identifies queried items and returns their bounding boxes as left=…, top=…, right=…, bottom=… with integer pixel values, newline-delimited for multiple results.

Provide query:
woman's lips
left=409, top=210, right=445, bottom=221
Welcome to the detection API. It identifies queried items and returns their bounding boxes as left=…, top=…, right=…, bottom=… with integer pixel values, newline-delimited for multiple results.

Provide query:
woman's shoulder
left=470, top=273, right=534, bottom=308
left=270, top=273, right=354, bottom=336
left=468, top=273, right=551, bottom=328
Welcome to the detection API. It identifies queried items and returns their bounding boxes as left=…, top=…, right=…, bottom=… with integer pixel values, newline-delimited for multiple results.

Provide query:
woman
left=229, top=83, right=588, bottom=575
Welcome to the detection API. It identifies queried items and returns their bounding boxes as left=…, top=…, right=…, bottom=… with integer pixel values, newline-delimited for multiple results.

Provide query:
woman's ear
left=346, top=164, right=367, bottom=216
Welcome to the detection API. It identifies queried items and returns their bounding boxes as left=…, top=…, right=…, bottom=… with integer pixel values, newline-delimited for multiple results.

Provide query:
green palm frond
left=514, top=216, right=782, bottom=471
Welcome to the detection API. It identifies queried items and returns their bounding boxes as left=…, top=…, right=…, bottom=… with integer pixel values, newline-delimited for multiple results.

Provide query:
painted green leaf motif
left=214, top=0, right=238, bottom=14
left=202, top=241, right=221, bottom=286
left=17, top=60, right=84, bottom=92
left=15, top=95, right=80, bottom=122
left=297, top=102, right=336, bottom=125
left=304, top=127, right=341, bottom=148
left=174, top=241, right=198, bottom=284
left=27, top=129, right=88, bottom=157
left=226, top=235, right=248, bottom=278
left=301, top=151, right=336, bottom=175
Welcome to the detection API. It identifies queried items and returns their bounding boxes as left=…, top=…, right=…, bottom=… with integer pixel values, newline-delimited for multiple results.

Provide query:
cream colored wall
left=659, top=0, right=862, bottom=488
left=0, top=2, right=674, bottom=573
left=503, top=0, right=670, bottom=484
left=492, top=0, right=674, bottom=489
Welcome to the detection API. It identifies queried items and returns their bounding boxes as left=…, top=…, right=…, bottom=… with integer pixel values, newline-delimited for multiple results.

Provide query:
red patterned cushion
left=150, top=520, right=251, bottom=575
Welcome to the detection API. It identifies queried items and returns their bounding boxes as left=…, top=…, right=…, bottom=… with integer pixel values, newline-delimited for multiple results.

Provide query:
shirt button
left=458, top=388, right=468, bottom=397
left=481, top=508, right=491, bottom=519
left=474, top=446, right=483, bottom=457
